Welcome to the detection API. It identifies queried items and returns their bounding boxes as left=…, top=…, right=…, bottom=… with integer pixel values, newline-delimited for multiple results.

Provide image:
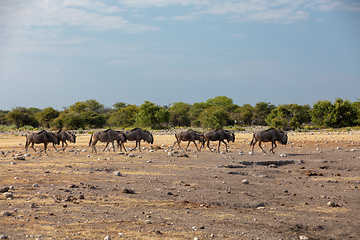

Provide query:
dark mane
left=104, top=129, right=111, bottom=132
left=131, top=128, right=141, bottom=132
left=38, top=130, right=46, bottom=134
left=265, top=128, right=275, bottom=132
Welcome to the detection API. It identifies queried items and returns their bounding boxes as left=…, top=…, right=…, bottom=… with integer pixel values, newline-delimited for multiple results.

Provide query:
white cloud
left=0, top=0, right=157, bottom=32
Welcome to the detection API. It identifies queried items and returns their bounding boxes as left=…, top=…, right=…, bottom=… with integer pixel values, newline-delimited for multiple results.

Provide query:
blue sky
left=0, top=0, right=359, bottom=110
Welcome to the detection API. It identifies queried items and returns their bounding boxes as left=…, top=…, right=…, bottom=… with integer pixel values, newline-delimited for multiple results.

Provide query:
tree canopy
left=1, top=97, right=359, bottom=130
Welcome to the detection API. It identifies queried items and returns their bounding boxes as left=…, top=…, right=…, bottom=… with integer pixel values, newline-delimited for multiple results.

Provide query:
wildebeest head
left=70, top=132, right=77, bottom=143
left=226, top=131, right=235, bottom=143
left=280, top=133, right=287, bottom=145
left=147, top=133, right=154, bottom=144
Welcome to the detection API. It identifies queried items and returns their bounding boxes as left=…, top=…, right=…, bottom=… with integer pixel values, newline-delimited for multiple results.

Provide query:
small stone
left=3, top=192, right=13, bottom=198
left=242, top=179, right=249, bottom=184
left=113, top=172, right=122, bottom=176
left=327, top=201, right=336, bottom=207
left=299, top=236, right=309, bottom=240
left=0, top=235, right=8, bottom=239
left=128, top=154, right=135, bottom=158
left=104, top=236, right=111, bottom=240
left=33, top=183, right=40, bottom=187
left=1, top=211, right=12, bottom=216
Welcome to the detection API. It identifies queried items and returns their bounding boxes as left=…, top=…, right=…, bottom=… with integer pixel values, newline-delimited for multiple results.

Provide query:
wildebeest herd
left=24, top=128, right=288, bottom=154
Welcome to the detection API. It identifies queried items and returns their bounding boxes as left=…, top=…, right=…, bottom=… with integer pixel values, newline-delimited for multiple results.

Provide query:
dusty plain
left=0, top=129, right=359, bottom=240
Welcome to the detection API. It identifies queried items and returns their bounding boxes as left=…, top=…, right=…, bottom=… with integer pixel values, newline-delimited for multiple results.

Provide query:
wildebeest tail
left=88, top=133, right=93, bottom=147
left=250, top=133, right=255, bottom=146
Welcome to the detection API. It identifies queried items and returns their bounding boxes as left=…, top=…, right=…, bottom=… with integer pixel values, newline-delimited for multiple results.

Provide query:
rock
left=128, top=154, right=135, bottom=158
left=32, top=183, right=40, bottom=187
left=122, top=188, right=135, bottom=194
left=113, top=172, right=122, bottom=176
left=242, top=179, right=249, bottom=184
left=327, top=201, right=336, bottom=207
left=1, top=211, right=12, bottom=216
left=248, top=152, right=253, bottom=155
left=104, top=236, right=111, bottom=240
left=299, top=236, right=309, bottom=240
left=0, top=235, right=8, bottom=239
left=168, top=152, right=174, bottom=156
left=0, top=187, right=10, bottom=193
left=3, top=192, right=13, bottom=198
left=13, top=155, right=25, bottom=160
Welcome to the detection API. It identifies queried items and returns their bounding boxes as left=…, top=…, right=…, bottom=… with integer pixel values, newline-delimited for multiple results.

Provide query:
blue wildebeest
left=52, top=130, right=76, bottom=151
left=121, top=128, right=154, bottom=152
left=173, top=130, right=204, bottom=152
left=203, top=129, right=235, bottom=152
left=25, top=130, right=59, bottom=154
left=88, top=129, right=126, bottom=153
left=250, top=128, right=287, bottom=154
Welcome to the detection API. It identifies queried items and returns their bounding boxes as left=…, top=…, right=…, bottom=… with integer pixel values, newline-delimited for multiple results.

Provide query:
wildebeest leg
left=138, top=141, right=141, bottom=152
left=251, top=138, right=257, bottom=153
left=52, top=142, right=58, bottom=151
left=206, top=141, right=213, bottom=152
left=270, top=141, right=277, bottom=153
left=221, top=140, right=228, bottom=152
left=111, top=141, right=116, bottom=152
left=25, top=139, right=29, bottom=152
left=217, top=141, right=222, bottom=152
left=63, top=141, right=68, bottom=151
left=103, top=142, right=110, bottom=152
left=30, top=142, right=36, bottom=153
left=91, top=139, right=98, bottom=153
left=173, top=139, right=181, bottom=150
left=44, top=142, right=48, bottom=154
left=185, top=141, right=191, bottom=151
left=193, top=141, right=200, bottom=151
left=258, top=141, right=266, bottom=153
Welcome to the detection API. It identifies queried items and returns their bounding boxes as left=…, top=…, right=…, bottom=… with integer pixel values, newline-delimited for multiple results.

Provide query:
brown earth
left=0, top=130, right=359, bottom=240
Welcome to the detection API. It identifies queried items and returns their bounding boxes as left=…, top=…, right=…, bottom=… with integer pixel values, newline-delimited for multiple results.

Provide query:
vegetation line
left=1, top=96, right=359, bottom=131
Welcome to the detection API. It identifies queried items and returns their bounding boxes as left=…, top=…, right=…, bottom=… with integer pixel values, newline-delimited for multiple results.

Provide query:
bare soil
left=0, top=130, right=359, bottom=240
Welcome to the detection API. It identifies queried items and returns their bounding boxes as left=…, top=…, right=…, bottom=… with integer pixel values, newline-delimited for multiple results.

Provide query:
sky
left=0, top=0, right=359, bottom=111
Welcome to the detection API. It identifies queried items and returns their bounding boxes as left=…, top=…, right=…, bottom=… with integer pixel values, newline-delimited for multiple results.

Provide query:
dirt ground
left=0, top=130, right=359, bottom=240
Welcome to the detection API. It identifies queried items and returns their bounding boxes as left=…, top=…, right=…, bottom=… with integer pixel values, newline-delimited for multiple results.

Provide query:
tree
left=135, top=101, right=170, bottom=129
left=107, top=104, right=138, bottom=128
left=231, top=104, right=253, bottom=126
left=5, top=107, right=36, bottom=129
left=329, top=99, right=357, bottom=128
left=252, top=102, right=275, bottom=125
left=202, top=107, right=229, bottom=129
left=188, top=102, right=211, bottom=127
left=62, top=113, right=85, bottom=130
left=169, top=102, right=191, bottom=127
left=39, top=107, right=60, bottom=128
left=266, top=104, right=311, bottom=130
left=206, top=96, right=238, bottom=111
left=311, top=100, right=333, bottom=127
left=352, top=99, right=360, bottom=126
left=69, top=101, right=87, bottom=113
left=85, top=99, right=105, bottom=113
left=311, top=99, right=357, bottom=128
